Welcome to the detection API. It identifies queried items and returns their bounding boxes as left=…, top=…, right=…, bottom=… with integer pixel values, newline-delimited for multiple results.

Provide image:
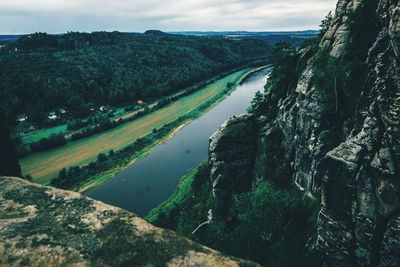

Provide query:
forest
left=0, top=31, right=270, bottom=127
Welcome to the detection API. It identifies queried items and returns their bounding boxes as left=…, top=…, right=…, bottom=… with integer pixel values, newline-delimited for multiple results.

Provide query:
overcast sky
left=0, top=0, right=337, bottom=34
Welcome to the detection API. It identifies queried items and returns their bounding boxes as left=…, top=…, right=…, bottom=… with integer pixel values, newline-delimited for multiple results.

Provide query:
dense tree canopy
left=0, top=108, right=21, bottom=177
left=0, top=31, right=269, bottom=126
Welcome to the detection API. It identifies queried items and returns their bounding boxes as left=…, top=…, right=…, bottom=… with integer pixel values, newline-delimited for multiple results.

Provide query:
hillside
left=0, top=31, right=269, bottom=126
left=171, top=30, right=319, bottom=46
left=149, top=0, right=400, bottom=266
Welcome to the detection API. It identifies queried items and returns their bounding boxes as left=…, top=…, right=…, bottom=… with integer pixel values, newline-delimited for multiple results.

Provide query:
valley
left=2, top=0, right=399, bottom=266
left=20, top=68, right=258, bottom=186
left=84, top=68, right=269, bottom=216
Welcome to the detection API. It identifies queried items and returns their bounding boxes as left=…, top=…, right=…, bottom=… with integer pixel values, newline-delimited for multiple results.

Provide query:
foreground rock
left=0, top=176, right=258, bottom=267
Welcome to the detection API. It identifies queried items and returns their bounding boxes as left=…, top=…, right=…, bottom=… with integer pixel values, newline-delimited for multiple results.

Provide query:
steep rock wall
left=208, top=0, right=400, bottom=266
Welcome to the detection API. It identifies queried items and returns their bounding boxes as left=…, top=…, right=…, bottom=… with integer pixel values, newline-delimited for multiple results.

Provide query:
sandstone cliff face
left=0, top=176, right=259, bottom=267
left=208, top=0, right=400, bottom=266
left=209, top=114, right=257, bottom=218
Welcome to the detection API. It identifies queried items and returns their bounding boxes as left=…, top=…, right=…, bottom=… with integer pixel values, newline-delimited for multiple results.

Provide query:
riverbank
left=146, top=161, right=206, bottom=222
left=22, top=67, right=264, bottom=188
left=77, top=120, right=193, bottom=193
left=19, top=64, right=266, bottom=147
left=76, top=67, right=266, bottom=192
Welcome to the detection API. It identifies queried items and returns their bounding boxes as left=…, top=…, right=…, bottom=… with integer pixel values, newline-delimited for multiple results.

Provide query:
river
left=85, top=68, right=269, bottom=216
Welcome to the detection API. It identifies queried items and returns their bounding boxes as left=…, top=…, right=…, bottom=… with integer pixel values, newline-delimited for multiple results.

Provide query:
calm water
left=85, top=69, right=269, bottom=216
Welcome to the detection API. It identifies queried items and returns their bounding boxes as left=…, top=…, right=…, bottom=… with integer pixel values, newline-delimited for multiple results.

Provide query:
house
left=17, top=114, right=28, bottom=122
left=137, top=100, right=144, bottom=105
left=48, top=112, right=58, bottom=120
left=100, top=106, right=107, bottom=112
left=59, top=108, right=67, bottom=114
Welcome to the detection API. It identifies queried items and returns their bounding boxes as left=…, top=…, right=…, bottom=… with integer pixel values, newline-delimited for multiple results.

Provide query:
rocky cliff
left=0, top=176, right=259, bottom=267
left=208, top=0, right=400, bottom=266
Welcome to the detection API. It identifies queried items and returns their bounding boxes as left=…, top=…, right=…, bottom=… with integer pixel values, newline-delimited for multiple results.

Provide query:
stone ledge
left=0, top=176, right=259, bottom=267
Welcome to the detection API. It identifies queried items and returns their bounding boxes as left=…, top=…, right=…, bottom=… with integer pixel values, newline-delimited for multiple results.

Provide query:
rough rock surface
left=209, top=114, right=257, bottom=217
left=208, top=0, right=400, bottom=266
left=0, top=176, right=259, bottom=267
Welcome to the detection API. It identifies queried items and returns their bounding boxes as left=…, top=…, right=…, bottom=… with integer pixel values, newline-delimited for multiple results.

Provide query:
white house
left=17, top=115, right=28, bottom=122
left=48, top=112, right=58, bottom=120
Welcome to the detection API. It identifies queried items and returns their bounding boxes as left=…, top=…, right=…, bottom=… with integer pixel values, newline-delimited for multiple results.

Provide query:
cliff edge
left=208, top=0, right=400, bottom=266
left=0, top=176, right=258, bottom=267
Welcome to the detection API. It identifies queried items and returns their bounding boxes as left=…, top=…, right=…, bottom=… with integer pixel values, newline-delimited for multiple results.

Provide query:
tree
left=313, top=52, right=345, bottom=112
left=58, top=168, right=67, bottom=180
left=97, top=153, right=107, bottom=162
left=319, top=12, right=333, bottom=39
left=247, top=91, right=265, bottom=115
left=0, top=108, right=22, bottom=177
left=1, top=31, right=269, bottom=125
left=29, top=110, right=47, bottom=126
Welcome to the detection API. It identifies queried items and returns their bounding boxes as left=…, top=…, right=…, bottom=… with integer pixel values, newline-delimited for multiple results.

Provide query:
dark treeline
left=0, top=31, right=269, bottom=127
left=0, top=108, right=22, bottom=177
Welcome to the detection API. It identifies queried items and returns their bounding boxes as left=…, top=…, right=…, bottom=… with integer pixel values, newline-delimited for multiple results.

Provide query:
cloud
left=0, top=0, right=337, bottom=34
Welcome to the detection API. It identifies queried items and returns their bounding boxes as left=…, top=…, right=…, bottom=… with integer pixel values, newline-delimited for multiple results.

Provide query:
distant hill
left=0, top=31, right=269, bottom=126
left=170, top=31, right=319, bottom=46
left=0, top=31, right=318, bottom=46
left=144, top=30, right=169, bottom=36
left=0, top=35, right=23, bottom=43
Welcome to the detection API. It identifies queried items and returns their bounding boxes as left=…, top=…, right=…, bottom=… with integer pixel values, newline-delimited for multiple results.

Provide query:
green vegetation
left=21, top=124, right=67, bottom=144
left=312, top=51, right=346, bottom=112
left=146, top=163, right=205, bottom=223
left=319, top=12, right=333, bottom=38
left=0, top=31, right=269, bottom=128
left=21, top=68, right=256, bottom=187
left=148, top=162, right=320, bottom=267
left=310, top=5, right=378, bottom=129
left=248, top=41, right=305, bottom=120
left=247, top=90, right=264, bottom=116
left=0, top=108, right=22, bottom=177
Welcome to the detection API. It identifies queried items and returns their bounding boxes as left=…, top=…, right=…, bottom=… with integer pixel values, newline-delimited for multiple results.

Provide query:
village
left=14, top=100, right=147, bottom=142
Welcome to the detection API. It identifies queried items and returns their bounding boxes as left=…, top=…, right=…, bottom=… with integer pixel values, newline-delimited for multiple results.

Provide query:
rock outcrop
left=0, top=176, right=259, bottom=267
left=208, top=0, right=400, bottom=266
left=209, top=114, right=257, bottom=218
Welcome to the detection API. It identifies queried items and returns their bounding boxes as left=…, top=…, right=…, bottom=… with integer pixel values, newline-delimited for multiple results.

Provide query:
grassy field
left=21, top=69, right=253, bottom=185
left=21, top=124, right=67, bottom=144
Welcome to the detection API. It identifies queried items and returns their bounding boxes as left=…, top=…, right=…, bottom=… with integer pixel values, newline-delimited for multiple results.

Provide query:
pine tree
left=319, top=12, right=333, bottom=38
left=248, top=91, right=264, bottom=115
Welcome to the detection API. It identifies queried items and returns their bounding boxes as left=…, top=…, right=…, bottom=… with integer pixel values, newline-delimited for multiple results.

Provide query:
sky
left=0, top=0, right=338, bottom=34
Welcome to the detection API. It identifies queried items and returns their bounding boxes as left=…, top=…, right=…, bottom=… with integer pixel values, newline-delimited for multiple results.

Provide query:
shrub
left=97, top=153, right=107, bottom=162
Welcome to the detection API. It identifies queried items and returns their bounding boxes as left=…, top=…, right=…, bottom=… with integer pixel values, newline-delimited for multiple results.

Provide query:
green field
left=21, top=124, right=67, bottom=144
left=21, top=69, right=253, bottom=185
